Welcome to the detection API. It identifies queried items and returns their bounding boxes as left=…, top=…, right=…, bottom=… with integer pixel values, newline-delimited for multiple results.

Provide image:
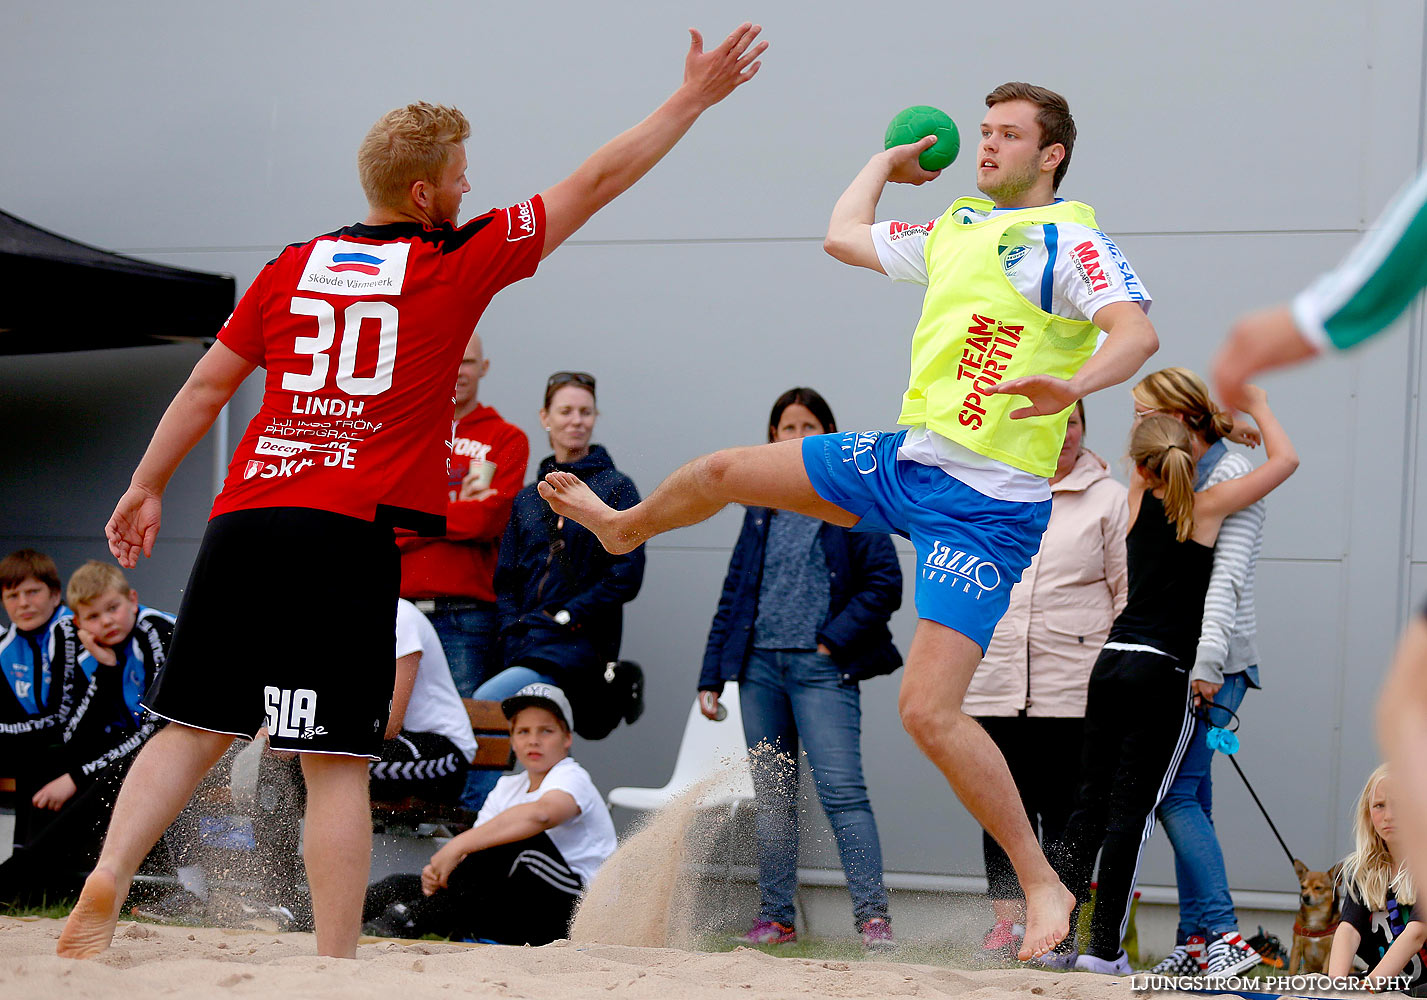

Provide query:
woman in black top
left=1047, top=386, right=1298, bottom=975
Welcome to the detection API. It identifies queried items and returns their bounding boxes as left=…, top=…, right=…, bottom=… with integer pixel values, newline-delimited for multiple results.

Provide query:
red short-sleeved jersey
left=211, top=197, right=545, bottom=533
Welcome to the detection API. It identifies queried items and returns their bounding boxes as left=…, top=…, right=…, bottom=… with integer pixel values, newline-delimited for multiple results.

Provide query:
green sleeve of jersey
left=1294, top=166, right=1427, bottom=351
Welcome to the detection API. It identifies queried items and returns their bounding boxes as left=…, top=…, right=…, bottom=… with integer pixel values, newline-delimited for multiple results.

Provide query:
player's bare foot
left=537, top=472, right=643, bottom=554
left=57, top=867, right=123, bottom=958
left=1018, top=880, right=1075, bottom=960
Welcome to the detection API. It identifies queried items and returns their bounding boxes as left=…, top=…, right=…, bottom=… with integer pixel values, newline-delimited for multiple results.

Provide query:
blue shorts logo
left=923, top=541, right=1002, bottom=598
left=839, top=430, right=882, bottom=475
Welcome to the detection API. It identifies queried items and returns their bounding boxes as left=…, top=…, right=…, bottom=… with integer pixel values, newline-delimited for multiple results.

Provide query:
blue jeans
left=425, top=600, right=501, bottom=697
left=740, top=648, right=889, bottom=929
left=1157, top=671, right=1250, bottom=943
left=458, top=665, right=557, bottom=811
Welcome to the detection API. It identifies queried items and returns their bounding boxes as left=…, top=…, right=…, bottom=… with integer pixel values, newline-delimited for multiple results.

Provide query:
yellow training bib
left=897, top=198, right=1103, bottom=478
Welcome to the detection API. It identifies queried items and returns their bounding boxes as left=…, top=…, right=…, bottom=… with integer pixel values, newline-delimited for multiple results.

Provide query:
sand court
left=4, top=915, right=1152, bottom=999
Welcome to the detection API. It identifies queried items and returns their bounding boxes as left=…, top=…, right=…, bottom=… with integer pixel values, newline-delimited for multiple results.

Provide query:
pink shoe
left=741, top=920, right=797, bottom=945
left=973, top=918, right=1024, bottom=963
left=860, top=917, right=895, bottom=951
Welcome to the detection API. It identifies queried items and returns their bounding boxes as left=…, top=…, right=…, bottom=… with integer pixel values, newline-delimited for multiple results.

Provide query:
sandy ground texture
left=0, top=915, right=1156, bottom=1000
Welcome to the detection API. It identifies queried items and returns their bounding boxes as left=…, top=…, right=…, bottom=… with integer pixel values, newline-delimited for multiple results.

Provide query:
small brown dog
left=1288, top=858, right=1343, bottom=974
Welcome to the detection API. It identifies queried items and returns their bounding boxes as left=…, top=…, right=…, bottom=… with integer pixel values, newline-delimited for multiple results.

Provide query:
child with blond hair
left=0, top=561, right=181, bottom=904
left=1329, top=764, right=1427, bottom=991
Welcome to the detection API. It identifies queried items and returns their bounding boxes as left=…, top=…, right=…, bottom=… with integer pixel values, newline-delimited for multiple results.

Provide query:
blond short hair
left=67, top=560, right=131, bottom=608
left=356, top=102, right=470, bottom=211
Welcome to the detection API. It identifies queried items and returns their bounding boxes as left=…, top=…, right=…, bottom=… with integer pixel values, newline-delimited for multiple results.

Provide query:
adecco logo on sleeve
left=506, top=201, right=536, bottom=242
left=298, top=239, right=411, bottom=296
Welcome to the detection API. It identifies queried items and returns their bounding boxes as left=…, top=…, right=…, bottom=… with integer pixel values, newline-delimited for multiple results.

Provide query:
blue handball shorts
left=802, top=429, right=1051, bottom=651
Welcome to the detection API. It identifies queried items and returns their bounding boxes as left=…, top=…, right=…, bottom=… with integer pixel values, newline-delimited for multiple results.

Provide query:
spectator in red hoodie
left=398, top=331, right=529, bottom=695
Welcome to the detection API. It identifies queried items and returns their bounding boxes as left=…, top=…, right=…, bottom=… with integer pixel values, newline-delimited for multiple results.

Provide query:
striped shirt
left=1192, top=448, right=1265, bottom=687
left=1293, top=164, right=1427, bottom=350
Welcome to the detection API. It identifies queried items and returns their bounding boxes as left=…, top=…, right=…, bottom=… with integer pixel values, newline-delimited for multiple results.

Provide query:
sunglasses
left=546, top=371, right=596, bottom=393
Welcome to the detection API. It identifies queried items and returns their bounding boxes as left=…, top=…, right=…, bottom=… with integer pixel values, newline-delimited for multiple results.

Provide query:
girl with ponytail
left=1047, top=383, right=1297, bottom=976
left=1134, top=368, right=1286, bottom=975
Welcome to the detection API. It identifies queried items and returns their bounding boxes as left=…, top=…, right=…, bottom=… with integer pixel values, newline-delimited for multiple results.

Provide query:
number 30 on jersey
left=282, top=296, right=398, bottom=396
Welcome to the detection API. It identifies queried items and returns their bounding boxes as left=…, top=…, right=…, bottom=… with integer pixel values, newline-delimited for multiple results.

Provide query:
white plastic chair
left=606, top=684, right=755, bottom=815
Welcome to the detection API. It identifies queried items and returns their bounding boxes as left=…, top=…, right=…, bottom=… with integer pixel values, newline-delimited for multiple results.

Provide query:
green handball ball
left=884, top=105, right=960, bottom=171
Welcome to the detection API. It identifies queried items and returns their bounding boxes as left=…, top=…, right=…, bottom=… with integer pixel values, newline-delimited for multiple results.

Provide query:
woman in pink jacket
left=963, top=400, right=1129, bottom=963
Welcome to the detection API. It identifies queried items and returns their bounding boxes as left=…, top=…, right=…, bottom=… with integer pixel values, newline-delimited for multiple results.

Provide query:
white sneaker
left=1074, top=950, right=1132, bottom=975
left=1204, top=931, right=1261, bottom=977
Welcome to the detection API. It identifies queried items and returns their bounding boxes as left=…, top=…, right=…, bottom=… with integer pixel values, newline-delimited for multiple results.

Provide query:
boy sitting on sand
left=363, top=683, right=615, bottom=944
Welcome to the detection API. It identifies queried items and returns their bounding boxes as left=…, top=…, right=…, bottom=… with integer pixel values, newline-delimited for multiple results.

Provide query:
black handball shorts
left=143, top=507, right=399, bottom=758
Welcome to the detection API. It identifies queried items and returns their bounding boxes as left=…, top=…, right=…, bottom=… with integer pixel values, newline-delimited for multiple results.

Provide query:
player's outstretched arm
left=823, top=138, right=940, bottom=272
left=106, top=341, right=256, bottom=567
left=1212, top=305, right=1317, bottom=413
left=990, top=301, right=1159, bottom=419
left=538, top=23, right=767, bottom=260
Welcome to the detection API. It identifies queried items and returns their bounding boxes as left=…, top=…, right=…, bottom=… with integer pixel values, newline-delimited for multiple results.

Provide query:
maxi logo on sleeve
left=297, top=239, right=412, bottom=296
left=956, top=313, right=1023, bottom=430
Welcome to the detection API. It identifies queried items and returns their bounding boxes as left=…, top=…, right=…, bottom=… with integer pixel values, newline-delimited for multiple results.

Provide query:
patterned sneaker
left=1074, top=950, right=1133, bottom=975
left=973, top=919, right=1024, bottom=964
left=860, top=917, right=895, bottom=951
left=1148, top=935, right=1208, bottom=975
left=741, top=920, right=797, bottom=945
left=1204, top=931, right=1262, bottom=977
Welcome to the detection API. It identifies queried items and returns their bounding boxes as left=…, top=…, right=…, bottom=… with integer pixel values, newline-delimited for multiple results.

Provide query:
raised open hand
left=683, top=23, right=767, bottom=109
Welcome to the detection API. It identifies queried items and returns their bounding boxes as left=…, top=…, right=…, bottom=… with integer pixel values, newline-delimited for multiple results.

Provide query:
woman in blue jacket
left=699, top=387, right=902, bottom=950
left=463, top=371, right=644, bottom=809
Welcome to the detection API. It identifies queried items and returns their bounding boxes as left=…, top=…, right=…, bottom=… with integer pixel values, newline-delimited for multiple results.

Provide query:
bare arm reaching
left=107, top=341, right=256, bottom=568
left=989, top=300, right=1159, bottom=418
left=539, top=23, right=767, bottom=260
left=1195, top=386, right=1298, bottom=521
left=823, top=138, right=941, bottom=271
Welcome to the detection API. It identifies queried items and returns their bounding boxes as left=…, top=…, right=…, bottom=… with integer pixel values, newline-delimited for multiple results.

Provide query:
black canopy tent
left=0, top=209, right=236, bottom=356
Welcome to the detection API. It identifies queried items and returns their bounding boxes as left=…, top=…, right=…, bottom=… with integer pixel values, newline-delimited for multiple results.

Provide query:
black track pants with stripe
left=1049, top=647, right=1194, bottom=959
left=364, top=831, right=583, bottom=945
left=368, top=730, right=469, bottom=804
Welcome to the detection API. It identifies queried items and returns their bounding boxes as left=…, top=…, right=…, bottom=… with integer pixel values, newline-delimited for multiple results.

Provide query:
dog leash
left=1197, top=699, right=1299, bottom=870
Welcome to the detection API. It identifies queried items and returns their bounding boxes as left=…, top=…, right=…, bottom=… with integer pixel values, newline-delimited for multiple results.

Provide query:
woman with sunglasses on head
left=700, top=388, right=903, bottom=950
left=462, top=372, right=644, bottom=811
left=1130, top=367, right=1276, bottom=979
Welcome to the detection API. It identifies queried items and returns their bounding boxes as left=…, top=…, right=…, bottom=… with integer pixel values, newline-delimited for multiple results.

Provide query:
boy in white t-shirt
left=369, top=600, right=478, bottom=805
left=362, top=683, right=615, bottom=944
